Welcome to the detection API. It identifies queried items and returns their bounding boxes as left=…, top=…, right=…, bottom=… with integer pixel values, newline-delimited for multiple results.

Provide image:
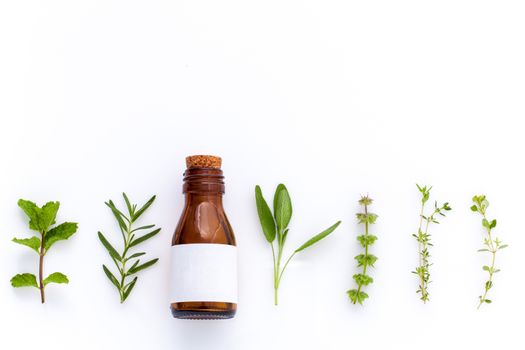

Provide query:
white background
left=1, top=1, right=524, bottom=349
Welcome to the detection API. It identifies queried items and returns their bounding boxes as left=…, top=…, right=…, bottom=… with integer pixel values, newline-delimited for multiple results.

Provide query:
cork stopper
left=185, top=155, right=222, bottom=169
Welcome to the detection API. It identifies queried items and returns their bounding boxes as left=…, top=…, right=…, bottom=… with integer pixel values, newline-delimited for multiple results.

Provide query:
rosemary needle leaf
left=103, top=264, right=121, bottom=289
left=132, top=195, right=156, bottom=221
left=129, top=228, right=161, bottom=247
left=127, top=258, right=158, bottom=275
left=98, top=231, right=122, bottom=261
left=123, top=277, right=138, bottom=302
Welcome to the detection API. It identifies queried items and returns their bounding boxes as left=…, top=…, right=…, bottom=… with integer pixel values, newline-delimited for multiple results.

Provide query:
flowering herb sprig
left=412, top=185, right=451, bottom=303
left=347, top=195, right=378, bottom=305
left=471, top=195, right=507, bottom=308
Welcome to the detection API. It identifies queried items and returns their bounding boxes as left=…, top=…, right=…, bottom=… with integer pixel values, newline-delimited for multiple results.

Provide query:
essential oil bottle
left=170, top=155, right=237, bottom=319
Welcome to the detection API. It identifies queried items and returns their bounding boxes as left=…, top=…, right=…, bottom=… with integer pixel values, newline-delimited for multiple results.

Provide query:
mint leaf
left=17, top=199, right=41, bottom=231
left=40, top=201, right=60, bottom=230
left=12, top=236, right=41, bottom=253
left=11, top=273, right=38, bottom=288
left=45, top=222, right=78, bottom=250
left=43, top=272, right=69, bottom=286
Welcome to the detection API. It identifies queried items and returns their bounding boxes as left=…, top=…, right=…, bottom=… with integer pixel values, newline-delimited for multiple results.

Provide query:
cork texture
left=186, top=155, right=222, bottom=169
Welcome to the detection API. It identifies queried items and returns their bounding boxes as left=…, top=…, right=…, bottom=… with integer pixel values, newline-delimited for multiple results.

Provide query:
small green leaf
left=11, top=273, right=38, bottom=288
left=40, top=201, right=60, bottom=230
left=128, top=258, right=158, bottom=275
left=102, top=265, right=120, bottom=289
left=129, top=228, right=161, bottom=247
left=482, top=265, right=490, bottom=271
left=273, top=184, right=292, bottom=231
left=255, top=186, right=276, bottom=243
left=295, top=221, right=341, bottom=253
left=45, top=222, right=78, bottom=250
left=122, top=277, right=138, bottom=302
left=17, top=199, right=42, bottom=231
left=132, top=195, right=156, bottom=221
left=125, top=252, right=146, bottom=261
left=43, top=272, right=69, bottom=286
left=490, top=219, right=497, bottom=229
left=105, top=200, right=129, bottom=231
left=12, top=236, right=41, bottom=253
left=484, top=299, right=492, bottom=303
left=122, top=192, right=134, bottom=217
left=98, top=231, right=122, bottom=261
left=470, top=205, right=478, bottom=212
left=131, top=224, right=155, bottom=233
left=498, top=244, right=508, bottom=250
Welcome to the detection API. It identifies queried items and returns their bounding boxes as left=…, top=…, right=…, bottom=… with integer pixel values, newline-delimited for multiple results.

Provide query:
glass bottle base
left=170, top=302, right=237, bottom=320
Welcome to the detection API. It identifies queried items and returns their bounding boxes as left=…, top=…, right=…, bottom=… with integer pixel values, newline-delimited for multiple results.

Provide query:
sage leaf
left=295, top=221, right=341, bottom=253
left=273, top=184, right=292, bottom=231
left=255, top=185, right=276, bottom=242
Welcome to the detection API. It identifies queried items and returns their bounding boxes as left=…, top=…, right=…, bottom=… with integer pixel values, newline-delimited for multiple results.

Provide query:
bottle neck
left=182, top=167, right=225, bottom=195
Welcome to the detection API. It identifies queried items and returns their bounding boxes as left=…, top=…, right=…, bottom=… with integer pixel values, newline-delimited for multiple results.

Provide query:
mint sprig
left=471, top=195, right=507, bottom=308
left=98, top=193, right=160, bottom=303
left=255, top=184, right=341, bottom=305
left=347, top=195, right=378, bottom=305
left=412, top=185, right=451, bottom=303
left=11, top=199, right=78, bottom=303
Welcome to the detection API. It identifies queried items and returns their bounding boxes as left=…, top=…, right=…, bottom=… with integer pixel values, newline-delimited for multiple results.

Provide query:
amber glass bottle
left=170, top=155, right=237, bottom=319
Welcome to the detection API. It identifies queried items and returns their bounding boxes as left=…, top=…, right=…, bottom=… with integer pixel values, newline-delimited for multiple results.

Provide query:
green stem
left=39, top=230, right=46, bottom=304
left=354, top=203, right=369, bottom=304
left=478, top=214, right=496, bottom=309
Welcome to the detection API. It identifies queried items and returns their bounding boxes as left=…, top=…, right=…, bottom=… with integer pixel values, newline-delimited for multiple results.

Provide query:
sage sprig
left=255, top=184, right=341, bottom=305
left=347, top=195, right=378, bottom=305
left=11, top=199, right=78, bottom=303
left=471, top=195, right=507, bottom=308
left=98, top=193, right=160, bottom=303
left=412, top=185, right=451, bottom=303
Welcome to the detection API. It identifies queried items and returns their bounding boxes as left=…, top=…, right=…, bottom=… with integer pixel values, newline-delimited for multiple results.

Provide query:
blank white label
left=170, top=244, right=238, bottom=303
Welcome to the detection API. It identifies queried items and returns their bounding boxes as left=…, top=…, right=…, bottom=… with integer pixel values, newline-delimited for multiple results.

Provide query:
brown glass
left=170, top=167, right=237, bottom=319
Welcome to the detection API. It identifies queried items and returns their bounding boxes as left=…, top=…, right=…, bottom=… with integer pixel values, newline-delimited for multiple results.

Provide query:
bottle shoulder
left=172, top=201, right=235, bottom=245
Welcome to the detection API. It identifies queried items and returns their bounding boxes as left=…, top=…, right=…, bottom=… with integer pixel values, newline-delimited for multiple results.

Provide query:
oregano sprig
left=347, top=195, right=378, bottom=305
left=412, top=185, right=451, bottom=303
left=98, top=193, right=160, bottom=303
left=471, top=195, right=507, bottom=308
left=11, top=199, right=78, bottom=303
left=255, top=184, right=341, bottom=305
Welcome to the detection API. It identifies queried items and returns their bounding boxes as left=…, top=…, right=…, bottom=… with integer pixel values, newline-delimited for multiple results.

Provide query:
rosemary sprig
left=412, top=185, right=451, bottom=303
left=255, top=184, right=341, bottom=305
left=347, top=195, right=378, bottom=305
left=98, top=193, right=160, bottom=303
left=471, top=195, right=507, bottom=308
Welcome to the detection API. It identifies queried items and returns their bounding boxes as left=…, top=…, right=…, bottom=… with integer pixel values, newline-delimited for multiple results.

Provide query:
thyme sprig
left=98, top=193, right=160, bottom=303
left=347, top=195, right=378, bottom=305
left=412, top=185, right=451, bottom=303
left=471, top=195, right=507, bottom=308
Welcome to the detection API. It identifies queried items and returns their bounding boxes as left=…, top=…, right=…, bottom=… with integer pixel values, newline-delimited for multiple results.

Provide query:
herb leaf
left=255, top=183, right=340, bottom=305
left=255, top=185, right=276, bottom=243
left=295, top=221, right=341, bottom=253
left=12, top=237, right=41, bottom=254
left=273, top=184, right=292, bottom=231
left=43, top=272, right=69, bottom=286
left=11, top=199, right=77, bottom=303
left=99, top=193, right=160, bottom=303
left=11, top=273, right=38, bottom=288
left=45, top=222, right=78, bottom=250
